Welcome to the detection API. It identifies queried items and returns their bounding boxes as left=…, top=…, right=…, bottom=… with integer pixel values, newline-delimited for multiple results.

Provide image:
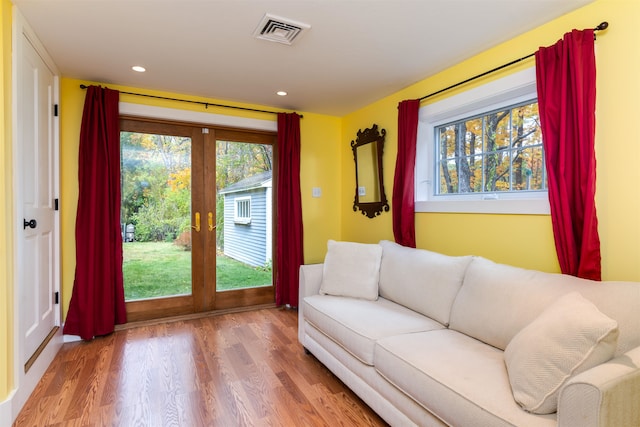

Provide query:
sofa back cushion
left=449, top=257, right=640, bottom=354
left=378, top=240, right=473, bottom=325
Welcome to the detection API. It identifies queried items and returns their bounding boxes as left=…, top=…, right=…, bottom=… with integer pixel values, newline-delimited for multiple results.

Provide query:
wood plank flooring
left=13, top=307, right=388, bottom=427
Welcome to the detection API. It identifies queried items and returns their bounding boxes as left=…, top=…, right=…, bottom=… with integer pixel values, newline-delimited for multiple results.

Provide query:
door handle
left=208, top=212, right=215, bottom=232
left=23, top=218, right=37, bottom=229
left=192, top=212, right=201, bottom=232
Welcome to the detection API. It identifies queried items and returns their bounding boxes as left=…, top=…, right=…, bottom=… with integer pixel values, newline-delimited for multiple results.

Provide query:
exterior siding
left=223, top=188, right=270, bottom=267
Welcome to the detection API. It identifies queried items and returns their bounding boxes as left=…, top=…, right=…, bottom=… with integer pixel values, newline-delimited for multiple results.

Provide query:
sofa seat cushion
left=374, top=329, right=556, bottom=427
left=303, top=295, right=444, bottom=365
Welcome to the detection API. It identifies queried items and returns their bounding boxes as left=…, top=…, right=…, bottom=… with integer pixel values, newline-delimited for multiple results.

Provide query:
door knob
left=23, top=219, right=37, bottom=229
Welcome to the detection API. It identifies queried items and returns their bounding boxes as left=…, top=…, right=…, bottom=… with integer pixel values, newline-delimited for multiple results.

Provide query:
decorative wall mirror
left=352, top=124, right=389, bottom=218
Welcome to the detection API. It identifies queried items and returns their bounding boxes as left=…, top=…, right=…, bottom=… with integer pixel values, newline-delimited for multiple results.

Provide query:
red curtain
left=64, top=86, right=127, bottom=339
left=275, top=113, right=304, bottom=306
left=536, top=29, right=601, bottom=280
left=392, top=99, right=419, bottom=248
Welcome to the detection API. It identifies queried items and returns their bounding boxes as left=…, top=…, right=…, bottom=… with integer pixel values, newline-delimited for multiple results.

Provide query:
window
left=416, top=67, right=550, bottom=214
left=234, top=197, right=252, bottom=224
left=436, top=100, right=544, bottom=194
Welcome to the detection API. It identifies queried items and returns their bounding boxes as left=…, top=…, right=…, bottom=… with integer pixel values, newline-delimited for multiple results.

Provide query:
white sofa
left=298, top=240, right=640, bottom=427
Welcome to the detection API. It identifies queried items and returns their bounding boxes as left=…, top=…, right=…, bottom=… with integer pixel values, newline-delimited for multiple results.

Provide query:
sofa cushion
left=374, top=329, right=556, bottom=427
left=378, top=240, right=472, bottom=325
left=504, top=292, right=619, bottom=414
left=303, top=294, right=444, bottom=365
left=319, top=240, right=382, bottom=301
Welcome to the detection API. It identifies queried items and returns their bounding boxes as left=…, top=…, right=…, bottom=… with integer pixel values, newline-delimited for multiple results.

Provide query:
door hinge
left=54, top=198, right=59, bottom=211
left=202, top=128, right=209, bottom=134
left=54, top=104, right=59, bottom=117
left=54, top=291, right=59, bottom=305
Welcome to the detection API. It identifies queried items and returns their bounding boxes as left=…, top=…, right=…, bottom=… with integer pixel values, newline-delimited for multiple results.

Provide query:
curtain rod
left=79, top=84, right=303, bottom=118
left=419, top=21, right=609, bottom=102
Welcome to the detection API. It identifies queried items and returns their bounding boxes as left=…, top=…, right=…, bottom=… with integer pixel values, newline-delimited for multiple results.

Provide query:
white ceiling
left=13, top=0, right=594, bottom=116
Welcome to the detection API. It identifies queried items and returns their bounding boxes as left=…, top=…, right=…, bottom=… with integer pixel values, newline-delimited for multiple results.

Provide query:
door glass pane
left=120, top=131, right=192, bottom=300
left=215, top=140, right=273, bottom=291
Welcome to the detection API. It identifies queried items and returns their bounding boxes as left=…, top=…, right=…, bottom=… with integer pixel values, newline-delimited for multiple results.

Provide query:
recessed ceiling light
left=276, top=91, right=287, bottom=96
left=132, top=65, right=146, bottom=73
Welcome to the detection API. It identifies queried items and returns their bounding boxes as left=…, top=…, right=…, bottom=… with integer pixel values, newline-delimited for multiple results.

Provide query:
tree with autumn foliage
left=437, top=102, right=544, bottom=194
left=120, top=132, right=192, bottom=242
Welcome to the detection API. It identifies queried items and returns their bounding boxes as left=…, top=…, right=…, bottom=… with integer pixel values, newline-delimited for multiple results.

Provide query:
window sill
left=415, top=198, right=550, bottom=215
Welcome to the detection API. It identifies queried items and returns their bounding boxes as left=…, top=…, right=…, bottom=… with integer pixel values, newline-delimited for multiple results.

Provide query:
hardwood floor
left=13, top=307, right=388, bottom=427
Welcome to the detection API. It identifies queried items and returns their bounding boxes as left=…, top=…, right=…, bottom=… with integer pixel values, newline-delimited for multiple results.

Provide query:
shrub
left=174, top=230, right=191, bottom=251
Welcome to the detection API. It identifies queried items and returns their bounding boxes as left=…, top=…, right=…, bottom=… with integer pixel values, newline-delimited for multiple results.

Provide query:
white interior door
left=16, top=29, right=59, bottom=365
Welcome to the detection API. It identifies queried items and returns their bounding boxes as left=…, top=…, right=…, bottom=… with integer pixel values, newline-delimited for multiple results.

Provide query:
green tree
left=215, top=141, right=272, bottom=190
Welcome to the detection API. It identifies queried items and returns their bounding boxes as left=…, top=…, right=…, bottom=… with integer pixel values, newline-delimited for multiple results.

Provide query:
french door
left=120, top=118, right=276, bottom=322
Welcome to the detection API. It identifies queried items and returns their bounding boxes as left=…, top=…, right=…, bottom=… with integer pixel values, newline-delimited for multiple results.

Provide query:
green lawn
left=123, top=242, right=272, bottom=300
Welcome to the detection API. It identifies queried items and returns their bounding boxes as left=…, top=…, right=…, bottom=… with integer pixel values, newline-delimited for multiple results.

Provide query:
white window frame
left=415, top=67, right=549, bottom=215
left=234, top=196, right=252, bottom=224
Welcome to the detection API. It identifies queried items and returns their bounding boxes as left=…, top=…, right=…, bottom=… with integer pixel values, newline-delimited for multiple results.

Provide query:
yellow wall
left=342, top=0, right=640, bottom=281
left=59, top=79, right=342, bottom=317
left=298, top=112, right=343, bottom=263
left=0, top=0, right=13, bottom=402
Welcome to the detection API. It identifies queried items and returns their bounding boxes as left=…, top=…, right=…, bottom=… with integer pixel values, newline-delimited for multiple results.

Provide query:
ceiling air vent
left=253, top=13, right=311, bottom=45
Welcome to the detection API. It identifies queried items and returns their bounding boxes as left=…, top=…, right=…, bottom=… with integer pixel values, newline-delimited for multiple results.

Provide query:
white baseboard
left=63, top=334, right=81, bottom=343
left=1, top=327, right=63, bottom=425
left=0, top=389, right=17, bottom=427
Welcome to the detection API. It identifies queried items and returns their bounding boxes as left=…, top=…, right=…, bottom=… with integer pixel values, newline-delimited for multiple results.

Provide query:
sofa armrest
left=298, top=263, right=324, bottom=345
left=299, top=263, right=324, bottom=300
left=558, top=346, right=640, bottom=427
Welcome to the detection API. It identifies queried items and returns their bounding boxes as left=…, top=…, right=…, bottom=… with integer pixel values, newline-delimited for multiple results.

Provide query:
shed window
left=234, top=197, right=252, bottom=224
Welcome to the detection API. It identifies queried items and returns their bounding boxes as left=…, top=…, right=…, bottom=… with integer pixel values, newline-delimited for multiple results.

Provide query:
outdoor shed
left=218, top=170, right=272, bottom=268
